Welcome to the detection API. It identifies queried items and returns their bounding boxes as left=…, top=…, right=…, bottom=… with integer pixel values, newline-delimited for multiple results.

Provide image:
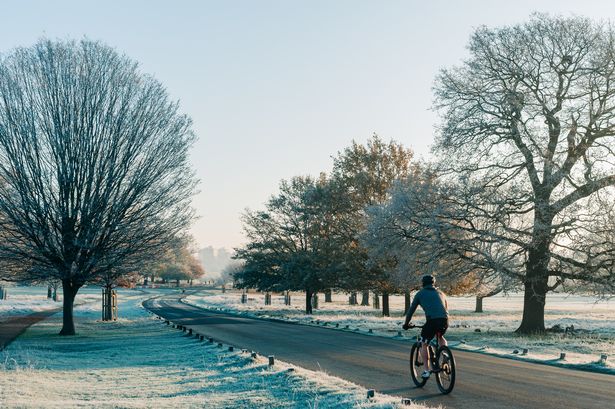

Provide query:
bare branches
left=0, top=39, right=197, bottom=333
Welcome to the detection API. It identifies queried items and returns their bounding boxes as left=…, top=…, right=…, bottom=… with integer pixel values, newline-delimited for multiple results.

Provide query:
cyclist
left=402, top=274, right=449, bottom=379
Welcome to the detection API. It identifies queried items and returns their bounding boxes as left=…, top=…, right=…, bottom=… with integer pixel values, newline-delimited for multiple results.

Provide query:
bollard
left=251, top=352, right=258, bottom=359
left=368, top=329, right=373, bottom=333
left=367, top=390, right=375, bottom=399
left=344, top=325, right=349, bottom=329
left=199, top=335, right=204, bottom=341
left=165, top=320, right=170, bottom=325
left=268, top=355, right=275, bottom=366
left=559, top=352, right=566, bottom=360
left=600, top=354, right=608, bottom=364
left=182, top=327, right=187, bottom=332
left=188, top=329, right=192, bottom=335
left=229, top=346, right=234, bottom=352
left=217, top=343, right=223, bottom=348
left=335, top=323, right=339, bottom=328
left=208, top=338, right=214, bottom=343
left=521, top=348, right=528, bottom=355
left=397, top=331, right=402, bottom=337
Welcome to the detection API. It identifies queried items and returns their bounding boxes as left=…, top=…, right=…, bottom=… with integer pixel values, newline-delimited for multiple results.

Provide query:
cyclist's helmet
left=422, top=274, right=435, bottom=287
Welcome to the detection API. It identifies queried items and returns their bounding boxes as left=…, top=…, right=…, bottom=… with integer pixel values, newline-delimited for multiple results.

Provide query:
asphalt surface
left=144, top=294, right=615, bottom=409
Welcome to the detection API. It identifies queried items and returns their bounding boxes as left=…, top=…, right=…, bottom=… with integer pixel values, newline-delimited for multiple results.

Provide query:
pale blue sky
left=1, top=1, right=614, bottom=250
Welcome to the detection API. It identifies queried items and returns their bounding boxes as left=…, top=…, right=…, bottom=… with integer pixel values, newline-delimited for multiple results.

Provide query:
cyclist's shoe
left=421, top=370, right=431, bottom=379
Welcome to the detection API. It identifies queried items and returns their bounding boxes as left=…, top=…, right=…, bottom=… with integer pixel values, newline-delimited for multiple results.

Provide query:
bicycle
left=406, top=324, right=456, bottom=394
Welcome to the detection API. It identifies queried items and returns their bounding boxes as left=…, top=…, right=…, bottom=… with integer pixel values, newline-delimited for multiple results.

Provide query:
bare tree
left=363, top=173, right=504, bottom=304
left=433, top=14, right=615, bottom=333
left=0, top=39, right=197, bottom=335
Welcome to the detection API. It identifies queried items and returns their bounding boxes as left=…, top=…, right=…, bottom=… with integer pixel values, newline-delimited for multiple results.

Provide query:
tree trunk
left=361, top=290, right=370, bottom=306
left=516, top=276, right=548, bottom=333
left=176, top=278, right=180, bottom=287
left=53, top=287, right=58, bottom=302
left=517, top=214, right=551, bottom=334
left=311, top=293, right=319, bottom=309
left=382, top=292, right=390, bottom=317
left=305, top=289, right=313, bottom=314
left=373, top=293, right=380, bottom=309
left=47, top=286, right=52, bottom=299
left=349, top=292, right=357, bottom=305
left=404, top=290, right=411, bottom=314
left=324, top=289, right=332, bottom=302
left=59, top=280, right=79, bottom=336
left=475, top=296, right=483, bottom=313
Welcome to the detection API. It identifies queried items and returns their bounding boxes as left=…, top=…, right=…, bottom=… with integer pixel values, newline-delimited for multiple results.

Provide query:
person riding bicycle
left=402, top=274, right=449, bottom=379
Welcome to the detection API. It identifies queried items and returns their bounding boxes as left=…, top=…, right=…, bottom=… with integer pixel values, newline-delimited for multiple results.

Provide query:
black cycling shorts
left=420, top=318, right=448, bottom=343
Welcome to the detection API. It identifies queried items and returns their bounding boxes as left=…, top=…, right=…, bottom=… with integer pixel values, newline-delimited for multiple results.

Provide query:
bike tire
left=409, top=342, right=428, bottom=387
left=435, top=345, right=456, bottom=394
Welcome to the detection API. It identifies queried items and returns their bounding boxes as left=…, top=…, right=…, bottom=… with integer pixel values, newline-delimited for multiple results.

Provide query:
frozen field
left=0, top=288, right=427, bottom=409
left=185, top=290, right=615, bottom=374
left=0, top=286, right=99, bottom=319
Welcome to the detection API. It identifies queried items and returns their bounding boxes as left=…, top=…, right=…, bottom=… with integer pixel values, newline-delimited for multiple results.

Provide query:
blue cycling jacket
left=406, top=285, right=449, bottom=321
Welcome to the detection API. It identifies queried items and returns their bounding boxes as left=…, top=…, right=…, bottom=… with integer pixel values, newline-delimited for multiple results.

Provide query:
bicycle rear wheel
left=409, top=342, right=427, bottom=387
left=435, top=345, right=456, bottom=394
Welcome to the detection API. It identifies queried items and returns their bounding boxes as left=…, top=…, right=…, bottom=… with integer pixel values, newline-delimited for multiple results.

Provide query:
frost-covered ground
left=185, top=290, right=615, bottom=374
left=0, top=288, right=428, bottom=409
left=0, top=286, right=99, bottom=319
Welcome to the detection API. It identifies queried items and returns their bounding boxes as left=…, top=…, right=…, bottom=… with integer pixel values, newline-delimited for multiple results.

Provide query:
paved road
left=144, top=294, right=615, bottom=409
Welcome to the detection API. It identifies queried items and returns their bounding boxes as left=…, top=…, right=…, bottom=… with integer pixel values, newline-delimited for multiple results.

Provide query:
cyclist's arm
left=403, top=293, right=421, bottom=325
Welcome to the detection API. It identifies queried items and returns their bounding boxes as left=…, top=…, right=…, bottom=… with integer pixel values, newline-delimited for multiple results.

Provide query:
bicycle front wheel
left=409, top=342, right=427, bottom=387
left=435, top=345, right=456, bottom=394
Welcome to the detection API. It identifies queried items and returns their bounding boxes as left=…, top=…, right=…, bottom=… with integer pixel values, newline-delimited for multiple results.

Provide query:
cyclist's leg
left=437, top=318, right=449, bottom=347
left=420, top=341, right=431, bottom=371
left=420, top=320, right=438, bottom=372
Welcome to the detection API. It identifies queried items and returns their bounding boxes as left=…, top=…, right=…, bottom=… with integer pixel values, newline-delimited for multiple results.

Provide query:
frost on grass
left=185, top=290, right=615, bottom=373
left=0, top=290, right=424, bottom=409
left=0, top=286, right=99, bottom=318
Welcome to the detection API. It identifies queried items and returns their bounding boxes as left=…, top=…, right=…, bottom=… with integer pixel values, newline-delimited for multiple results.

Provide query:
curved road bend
left=144, top=295, right=614, bottom=409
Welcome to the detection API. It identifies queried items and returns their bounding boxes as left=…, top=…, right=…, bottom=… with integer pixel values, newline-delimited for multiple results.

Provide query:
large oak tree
left=433, top=14, right=615, bottom=333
